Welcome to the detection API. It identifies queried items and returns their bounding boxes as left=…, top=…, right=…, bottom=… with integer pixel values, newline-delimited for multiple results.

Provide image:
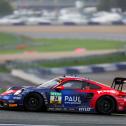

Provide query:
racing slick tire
left=96, top=96, right=116, bottom=114
left=24, top=93, right=45, bottom=111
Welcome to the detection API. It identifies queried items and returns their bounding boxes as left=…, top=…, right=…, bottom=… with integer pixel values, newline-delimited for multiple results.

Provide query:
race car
left=0, top=76, right=126, bottom=114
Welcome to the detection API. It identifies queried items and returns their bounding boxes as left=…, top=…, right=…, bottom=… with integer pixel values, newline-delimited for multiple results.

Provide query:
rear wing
left=111, top=77, right=126, bottom=91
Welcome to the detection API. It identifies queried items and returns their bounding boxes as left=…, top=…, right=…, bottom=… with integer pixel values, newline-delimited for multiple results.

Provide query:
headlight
left=14, top=89, right=22, bottom=95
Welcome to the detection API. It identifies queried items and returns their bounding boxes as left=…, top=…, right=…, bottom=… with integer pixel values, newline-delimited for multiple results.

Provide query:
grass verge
left=33, top=38, right=124, bottom=52
left=0, top=65, right=10, bottom=73
left=38, top=53, right=126, bottom=68
left=0, top=32, right=125, bottom=53
left=0, top=88, right=5, bottom=94
left=0, top=32, right=32, bottom=54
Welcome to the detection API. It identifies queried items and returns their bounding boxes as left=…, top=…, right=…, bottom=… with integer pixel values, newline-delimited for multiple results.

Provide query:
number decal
left=50, top=92, right=62, bottom=104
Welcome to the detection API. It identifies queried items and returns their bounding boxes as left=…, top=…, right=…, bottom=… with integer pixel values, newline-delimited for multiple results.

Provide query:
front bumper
left=0, top=100, right=18, bottom=109
left=0, top=95, right=23, bottom=109
left=0, top=100, right=18, bottom=108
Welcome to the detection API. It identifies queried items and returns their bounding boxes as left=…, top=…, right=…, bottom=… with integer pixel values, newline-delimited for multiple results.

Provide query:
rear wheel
left=96, top=96, right=116, bottom=114
left=24, top=93, right=44, bottom=111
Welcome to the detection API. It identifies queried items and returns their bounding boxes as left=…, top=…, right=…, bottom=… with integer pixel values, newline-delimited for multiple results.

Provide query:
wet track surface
left=0, top=110, right=126, bottom=126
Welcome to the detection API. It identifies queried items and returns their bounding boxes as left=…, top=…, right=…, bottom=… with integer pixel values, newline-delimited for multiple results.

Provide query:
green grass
left=0, top=88, right=5, bottom=94
left=0, top=32, right=125, bottom=54
left=0, top=66, right=10, bottom=73
left=0, top=32, right=126, bottom=68
left=0, top=32, right=19, bottom=44
left=33, top=38, right=124, bottom=52
left=0, top=32, right=30, bottom=44
left=38, top=53, right=126, bottom=68
left=0, top=32, right=32, bottom=54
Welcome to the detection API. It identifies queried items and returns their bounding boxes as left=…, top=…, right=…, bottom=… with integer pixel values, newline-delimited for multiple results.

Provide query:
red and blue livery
left=0, top=76, right=126, bottom=114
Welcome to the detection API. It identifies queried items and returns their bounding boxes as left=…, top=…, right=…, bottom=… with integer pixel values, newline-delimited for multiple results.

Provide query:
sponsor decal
left=119, top=102, right=124, bottom=105
left=97, top=90, right=116, bottom=94
left=13, top=96, right=21, bottom=100
left=63, top=108, right=68, bottom=111
left=50, top=92, right=62, bottom=104
left=3, top=103, right=8, bottom=106
left=118, top=106, right=124, bottom=110
left=8, top=100, right=15, bottom=103
left=68, top=108, right=76, bottom=111
left=48, top=107, right=55, bottom=111
left=9, top=104, right=17, bottom=107
left=79, top=107, right=92, bottom=112
left=41, top=93, right=48, bottom=104
left=3, top=96, right=9, bottom=99
left=55, top=107, right=62, bottom=111
left=48, top=107, right=62, bottom=111
left=64, top=96, right=81, bottom=105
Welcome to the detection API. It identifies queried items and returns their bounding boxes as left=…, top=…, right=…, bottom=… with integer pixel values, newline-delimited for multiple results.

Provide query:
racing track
left=0, top=110, right=126, bottom=126
left=0, top=26, right=126, bottom=40
left=16, top=32, right=126, bottom=41
left=0, top=71, right=126, bottom=126
left=0, top=26, right=126, bottom=125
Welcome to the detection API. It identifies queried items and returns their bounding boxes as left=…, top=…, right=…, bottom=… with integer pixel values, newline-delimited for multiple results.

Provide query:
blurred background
left=0, top=0, right=126, bottom=25
left=0, top=0, right=126, bottom=93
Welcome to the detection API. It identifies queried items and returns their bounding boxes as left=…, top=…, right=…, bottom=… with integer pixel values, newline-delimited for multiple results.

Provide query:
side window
left=82, top=81, right=101, bottom=90
left=88, top=83, right=101, bottom=89
left=63, top=80, right=83, bottom=89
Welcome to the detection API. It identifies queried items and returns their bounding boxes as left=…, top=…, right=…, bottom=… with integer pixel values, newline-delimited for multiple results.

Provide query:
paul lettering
left=65, top=96, right=81, bottom=102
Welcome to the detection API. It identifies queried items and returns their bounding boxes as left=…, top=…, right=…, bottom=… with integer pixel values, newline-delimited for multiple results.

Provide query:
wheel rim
left=26, top=97, right=39, bottom=109
left=27, top=97, right=39, bottom=108
left=100, top=100, right=111, bottom=112
left=97, top=97, right=114, bottom=114
left=24, top=93, right=44, bottom=111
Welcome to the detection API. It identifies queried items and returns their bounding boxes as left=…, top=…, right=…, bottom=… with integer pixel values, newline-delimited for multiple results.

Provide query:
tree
left=0, top=0, right=13, bottom=17
left=98, top=0, right=126, bottom=11
left=117, top=0, right=126, bottom=11
left=98, top=0, right=112, bottom=11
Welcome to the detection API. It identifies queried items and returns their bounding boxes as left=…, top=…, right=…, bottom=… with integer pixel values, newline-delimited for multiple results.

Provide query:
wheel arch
left=23, top=91, right=47, bottom=108
left=95, top=95, right=117, bottom=112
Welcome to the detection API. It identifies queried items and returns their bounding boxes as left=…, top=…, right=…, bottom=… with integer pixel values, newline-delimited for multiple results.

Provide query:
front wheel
left=96, top=96, right=116, bottom=114
left=24, top=93, right=44, bottom=111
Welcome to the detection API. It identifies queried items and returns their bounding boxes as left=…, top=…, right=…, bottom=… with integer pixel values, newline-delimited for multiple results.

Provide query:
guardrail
left=11, top=62, right=126, bottom=81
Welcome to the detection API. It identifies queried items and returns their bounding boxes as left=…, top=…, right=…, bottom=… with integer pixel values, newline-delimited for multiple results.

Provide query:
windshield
left=38, top=79, right=59, bottom=88
left=7, top=86, right=22, bottom=91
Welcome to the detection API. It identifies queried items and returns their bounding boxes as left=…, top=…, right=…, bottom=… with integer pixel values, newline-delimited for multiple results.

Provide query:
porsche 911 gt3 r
left=0, top=76, right=126, bottom=114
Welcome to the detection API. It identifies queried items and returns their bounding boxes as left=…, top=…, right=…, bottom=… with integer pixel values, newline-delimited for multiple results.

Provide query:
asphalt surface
left=0, top=110, right=126, bottom=126
left=0, top=26, right=126, bottom=125
left=16, top=32, right=126, bottom=41
left=0, top=71, right=126, bottom=126
left=0, top=26, right=126, bottom=40
left=0, top=73, right=35, bottom=89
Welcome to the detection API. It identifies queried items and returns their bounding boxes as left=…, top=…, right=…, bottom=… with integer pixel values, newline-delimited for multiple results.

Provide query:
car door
left=61, top=80, right=84, bottom=110
left=61, top=80, right=99, bottom=112
left=78, top=81, right=101, bottom=112
left=49, top=80, right=84, bottom=111
left=48, top=80, right=98, bottom=112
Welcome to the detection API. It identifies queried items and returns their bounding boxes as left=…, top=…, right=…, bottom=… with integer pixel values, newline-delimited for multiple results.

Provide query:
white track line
left=0, top=124, right=58, bottom=126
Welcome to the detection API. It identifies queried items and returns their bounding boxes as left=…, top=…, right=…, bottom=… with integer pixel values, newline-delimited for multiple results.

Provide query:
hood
left=1, top=90, right=17, bottom=96
left=0, top=86, right=35, bottom=96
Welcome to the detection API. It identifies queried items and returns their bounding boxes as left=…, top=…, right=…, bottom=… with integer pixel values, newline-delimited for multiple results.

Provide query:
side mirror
left=55, top=85, right=64, bottom=91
